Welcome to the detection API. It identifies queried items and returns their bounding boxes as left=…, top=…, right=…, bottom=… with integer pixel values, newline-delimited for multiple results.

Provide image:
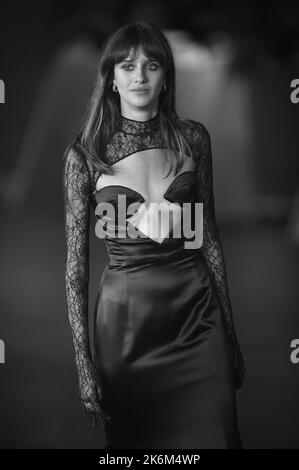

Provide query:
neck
left=120, top=108, right=159, bottom=123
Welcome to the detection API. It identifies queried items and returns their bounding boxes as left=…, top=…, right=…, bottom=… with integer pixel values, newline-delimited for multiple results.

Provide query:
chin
left=131, top=98, right=152, bottom=105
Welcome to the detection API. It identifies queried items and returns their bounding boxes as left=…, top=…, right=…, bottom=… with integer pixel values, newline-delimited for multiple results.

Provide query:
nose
left=134, top=65, right=146, bottom=83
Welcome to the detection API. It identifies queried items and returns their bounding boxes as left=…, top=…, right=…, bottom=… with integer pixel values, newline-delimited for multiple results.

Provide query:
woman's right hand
left=78, top=357, right=112, bottom=427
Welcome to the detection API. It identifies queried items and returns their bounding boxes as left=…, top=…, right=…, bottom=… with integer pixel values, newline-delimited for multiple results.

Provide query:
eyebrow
left=122, top=57, right=159, bottom=63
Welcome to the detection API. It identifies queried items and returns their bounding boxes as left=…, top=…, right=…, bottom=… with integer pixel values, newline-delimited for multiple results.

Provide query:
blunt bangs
left=111, top=27, right=169, bottom=70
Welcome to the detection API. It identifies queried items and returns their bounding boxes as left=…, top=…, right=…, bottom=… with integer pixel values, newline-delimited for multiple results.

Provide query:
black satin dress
left=84, top=115, right=242, bottom=449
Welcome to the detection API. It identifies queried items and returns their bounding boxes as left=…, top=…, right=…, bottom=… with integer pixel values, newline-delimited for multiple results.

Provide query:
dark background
left=0, top=0, right=299, bottom=448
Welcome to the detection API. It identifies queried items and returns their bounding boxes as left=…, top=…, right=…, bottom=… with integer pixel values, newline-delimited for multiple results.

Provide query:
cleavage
left=95, top=148, right=194, bottom=201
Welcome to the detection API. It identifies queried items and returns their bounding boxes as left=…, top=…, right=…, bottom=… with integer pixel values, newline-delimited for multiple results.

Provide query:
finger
left=83, top=398, right=100, bottom=412
left=86, top=406, right=102, bottom=425
left=100, top=410, right=112, bottom=423
left=91, top=402, right=111, bottom=423
left=82, top=401, right=94, bottom=413
left=97, top=405, right=112, bottom=422
left=90, top=412, right=100, bottom=427
left=82, top=401, right=100, bottom=423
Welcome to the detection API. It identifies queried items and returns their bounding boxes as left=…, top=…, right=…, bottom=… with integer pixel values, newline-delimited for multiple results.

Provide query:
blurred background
left=0, top=0, right=299, bottom=449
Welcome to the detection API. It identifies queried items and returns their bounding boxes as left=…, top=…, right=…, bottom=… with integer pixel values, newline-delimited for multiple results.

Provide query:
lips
left=131, top=89, right=149, bottom=92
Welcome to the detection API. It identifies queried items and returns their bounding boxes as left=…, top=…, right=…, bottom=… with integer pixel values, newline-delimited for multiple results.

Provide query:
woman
left=63, top=21, right=245, bottom=449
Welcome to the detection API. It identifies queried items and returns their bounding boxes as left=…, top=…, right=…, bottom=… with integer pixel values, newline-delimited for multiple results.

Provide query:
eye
left=147, top=63, right=160, bottom=70
left=121, top=64, right=134, bottom=70
left=120, top=62, right=161, bottom=71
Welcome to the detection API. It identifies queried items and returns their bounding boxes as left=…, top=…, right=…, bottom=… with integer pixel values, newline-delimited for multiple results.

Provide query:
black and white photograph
left=0, top=0, right=299, bottom=451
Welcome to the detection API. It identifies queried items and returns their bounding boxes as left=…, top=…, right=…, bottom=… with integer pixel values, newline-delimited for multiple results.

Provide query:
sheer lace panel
left=88, top=116, right=198, bottom=195
left=193, top=122, right=235, bottom=329
left=105, top=124, right=165, bottom=168
left=192, top=121, right=245, bottom=386
left=63, top=145, right=101, bottom=399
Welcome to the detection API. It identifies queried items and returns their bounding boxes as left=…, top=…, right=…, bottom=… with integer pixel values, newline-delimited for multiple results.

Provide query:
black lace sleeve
left=195, top=124, right=245, bottom=389
left=63, top=145, right=112, bottom=426
left=62, top=145, right=101, bottom=400
left=63, top=143, right=91, bottom=360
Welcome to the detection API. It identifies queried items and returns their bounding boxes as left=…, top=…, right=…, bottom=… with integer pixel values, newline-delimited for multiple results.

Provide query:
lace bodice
left=63, top=113, right=245, bottom=395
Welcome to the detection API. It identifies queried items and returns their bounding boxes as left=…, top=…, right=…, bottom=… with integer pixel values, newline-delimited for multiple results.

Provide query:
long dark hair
left=76, top=21, right=192, bottom=176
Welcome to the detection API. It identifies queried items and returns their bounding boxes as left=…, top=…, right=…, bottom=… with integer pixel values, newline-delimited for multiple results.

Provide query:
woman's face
left=113, top=46, right=165, bottom=116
